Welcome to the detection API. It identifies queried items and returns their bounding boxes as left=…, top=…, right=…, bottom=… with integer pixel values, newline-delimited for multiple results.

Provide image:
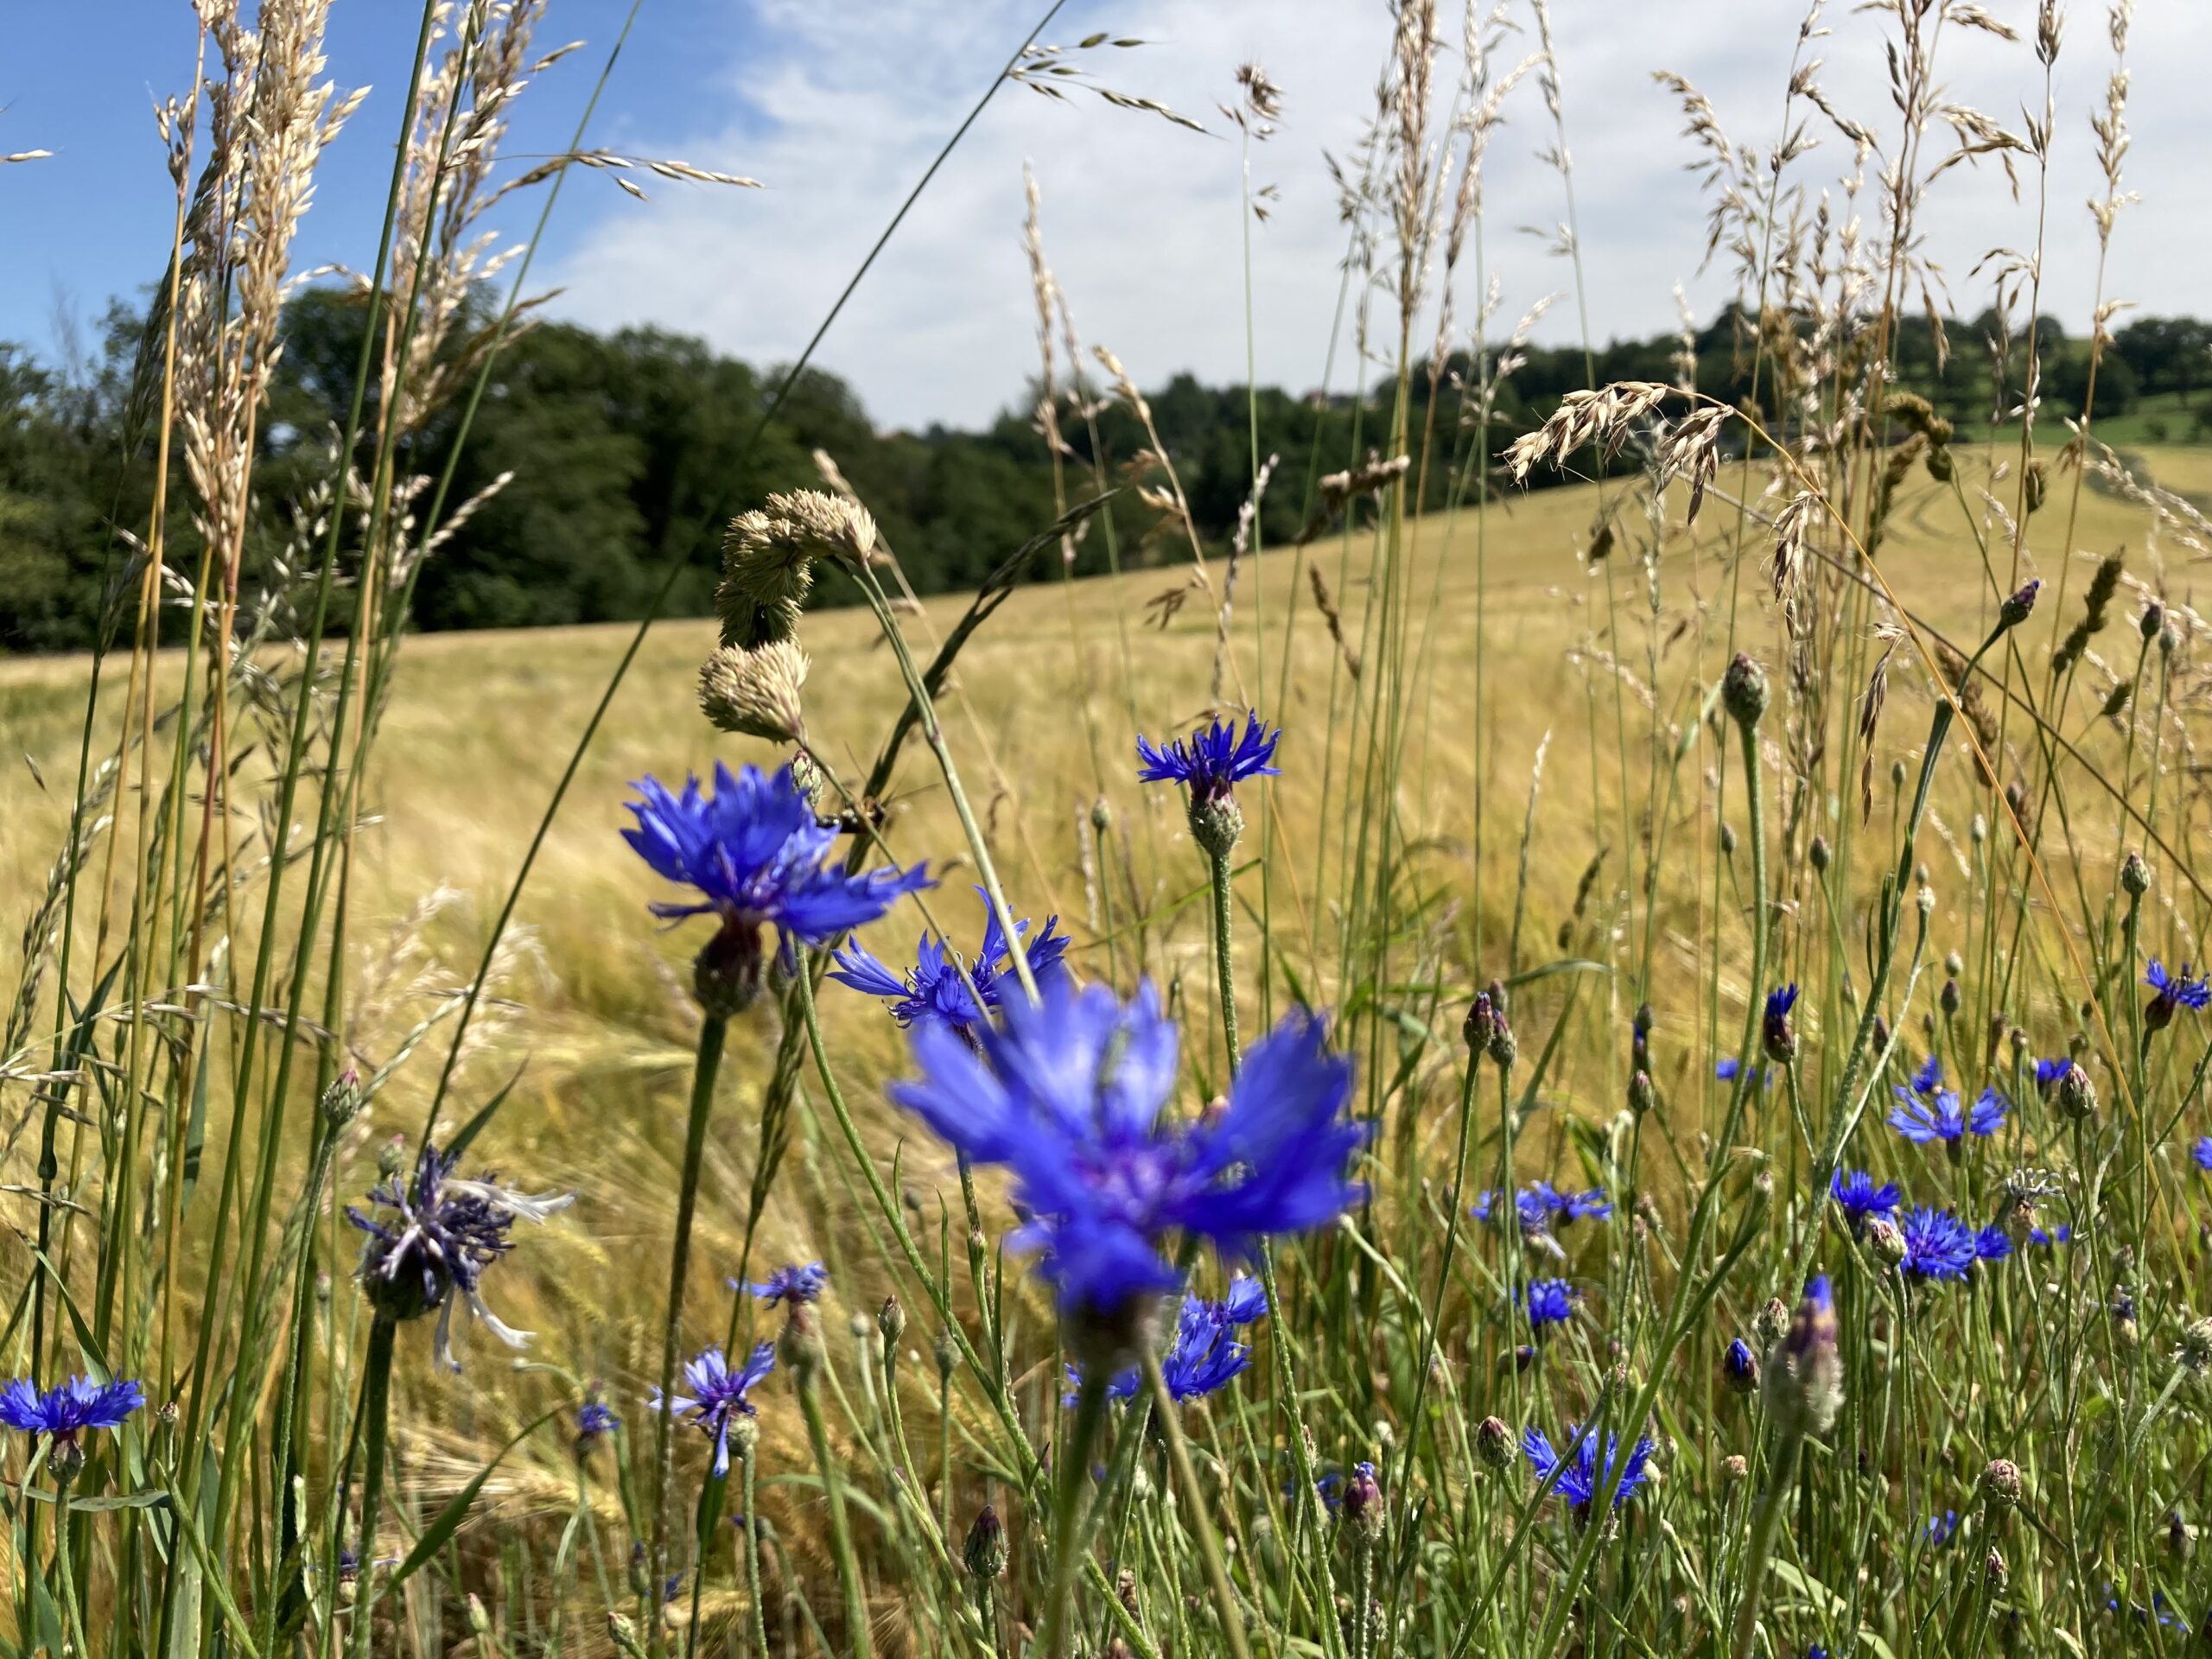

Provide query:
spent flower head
left=346, top=1141, right=574, bottom=1372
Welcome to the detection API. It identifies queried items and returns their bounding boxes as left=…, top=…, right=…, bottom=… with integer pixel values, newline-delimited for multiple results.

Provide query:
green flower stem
left=1142, top=1345, right=1254, bottom=1659
left=53, top=1477, right=90, bottom=1659
left=349, top=1316, right=398, bottom=1659
left=647, top=1011, right=728, bottom=1652
left=1207, top=838, right=1242, bottom=1071
left=1730, top=1425, right=1804, bottom=1659
left=1039, top=1374, right=1108, bottom=1659
left=739, top=1452, right=770, bottom=1659
left=797, top=1359, right=873, bottom=1658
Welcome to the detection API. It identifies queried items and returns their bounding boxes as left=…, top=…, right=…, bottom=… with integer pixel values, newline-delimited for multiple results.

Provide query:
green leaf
left=14, top=1487, right=169, bottom=1512
left=446, top=1061, right=530, bottom=1161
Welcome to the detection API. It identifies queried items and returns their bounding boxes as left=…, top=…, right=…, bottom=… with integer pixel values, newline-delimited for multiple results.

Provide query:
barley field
left=4, top=4, right=2212, bottom=1659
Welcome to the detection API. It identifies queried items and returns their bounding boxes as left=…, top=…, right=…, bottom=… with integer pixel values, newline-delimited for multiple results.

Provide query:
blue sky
left=6, top=2, right=2209, bottom=430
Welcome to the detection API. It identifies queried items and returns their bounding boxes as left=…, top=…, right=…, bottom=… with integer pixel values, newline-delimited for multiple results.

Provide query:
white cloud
left=544, top=0, right=2212, bottom=431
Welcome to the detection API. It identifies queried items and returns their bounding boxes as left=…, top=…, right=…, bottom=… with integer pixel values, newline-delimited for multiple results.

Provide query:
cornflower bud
left=1762, top=1275, right=1843, bottom=1437
left=1723, top=652, right=1770, bottom=728
left=2120, top=853, right=2150, bottom=898
left=1999, top=578, right=2041, bottom=629
left=964, top=1505, right=1007, bottom=1581
left=1477, top=1416, right=1516, bottom=1470
left=1722, top=1338, right=1760, bottom=1396
left=1981, top=1459, right=2023, bottom=1509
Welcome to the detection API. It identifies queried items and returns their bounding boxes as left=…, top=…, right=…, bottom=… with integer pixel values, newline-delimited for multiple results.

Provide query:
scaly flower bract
left=888, top=977, right=1364, bottom=1331
left=347, top=1143, right=574, bottom=1371
left=1522, top=1425, right=1654, bottom=1516
left=1829, top=1169, right=1902, bottom=1230
left=1134, top=710, right=1281, bottom=804
left=1898, top=1207, right=1976, bottom=1282
left=653, top=1341, right=776, bottom=1478
left=830, top=889, right=1070, bottom=1039
left=0, top=1376, right=145, bottom=1446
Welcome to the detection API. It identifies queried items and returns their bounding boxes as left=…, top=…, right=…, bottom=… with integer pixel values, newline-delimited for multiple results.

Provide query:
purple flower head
left=1135, top=710, right=1282, bottom=805
left=625, top=763, right=931, bottom=1007
left=2034, top=1056, right=2073, bottom=1094
left=1973, top=1226, right=2013, bottom=1265
left=1898, top=1207, right=1976, bottom=1282
left=652, top=1341, right=775, bottom=1478
left=1888, top=1087, right=2005, bottom=1145
left=346, top=1142, right=574, bottom=1372
left=1067, top=1279, right=1268, bottom=1404
left=1522, top=1278, right=1579, bottom=1337
left=2193, top=1137, right=2212, bottom=1173
left=1715, top=1058, right=1774, bottom=1088
left=830, top=888, right=1071, bottom=1039
left=1829, top=1169, right=1902, bottom=1231
left=1472, top=1187, right=1554, bottom=1232
left=2030, top=1224, right=2072, bottom=1247
left=1909, top=1053, right=1943, bottom=1098
left=888, top=977, right=1364, bottom=1336
left=1763, top=983, right=1799, bottom=1064
left=1522, top=1424, right=1655, bottom=1516
left=1927, top=1510, right=1961, bottom=1547
left=1723, top=1338, right=1758, bottom=1394
left=2144, top=957, right=2211, bottom=1032
left=742, top=1262, right=829, bottom=1307
left=576, top=1402, right=620, bottom=1446
left=0, top=1376, right=145, bottom=1447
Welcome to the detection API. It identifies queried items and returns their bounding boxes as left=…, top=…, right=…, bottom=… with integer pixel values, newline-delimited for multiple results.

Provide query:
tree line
left=3, top=290, right=2209, bottom=653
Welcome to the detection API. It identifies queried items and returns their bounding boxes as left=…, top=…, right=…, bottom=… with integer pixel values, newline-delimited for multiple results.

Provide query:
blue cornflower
left=1898, top=1207, right=1976, bottom=1282
left=1522, top=1425, right=1655, bottom=1516
left=1888, top=1087, right=2005, bottom=1145
left=346, top=1142, right=573, bottom=1373
left=1522, top=1279, right=1580, bottom=1337
left=1926, top=1510, right=1961, bottom=1547
left=576, top=1402, right=620, bottom=1448
left=1908, top=1053, right=1943, bottom=1097
left=742, top=1262, right=829, bottom=1306
left=1829, top=1169, right=1902, bottom=1232
left=0, top=1376, right=145, bottom=1449
left=652, top=1342, right=776, bottom=1478
left=2191, top=1136, right=2212, bottom=1173
left=1722, top=1338, right=1759, bottom=1395
left=1763, top=983, right=1799, bottom=1063
left=1068, top=1280, right=1268, bottom=1404
left=1135, top=710, right=1282, bottom=805
left=2034, top=1056, right=2073, bottom=1094
left=1472, top=1187, right=1554, bottom=1231
left=625, top=763, right=931, bottom=1010
left=2145, top=957, right=2212, bottom=1032
left=1974, top=1226, right=2013, bottom=1265
left=2029, top=1224, right=2072, bottom=1247
left=888, top=977, right=1364, bottom=1332
left=1715, top=1058, right=1774, bottom=1088
left=829, top=889, right=1071, bottom=1039
left=1546, top=1184, right=1614, bottom=1225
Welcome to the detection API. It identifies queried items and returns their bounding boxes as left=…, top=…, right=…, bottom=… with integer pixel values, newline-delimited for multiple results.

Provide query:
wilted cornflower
left=1521, top=1425, right=1654, bottom=1517
left=1898, top=1207, right=1977, bottom=1283
left=1888, top=1087, right=2005, bottom=1146
left=1067, top=1279, right=1267, bottom=1403
left=2144, top=957, right=2211, bottom=1033
left=743, top=1262, right=829, bottom=1307
left=1829, top=1169, right=1902, bottom=1234
left=1522, top=1279, right=1580, bottom=1338
left=829, top=889, right=1070, bottom=1040
left=624, top=762, right=932, bottom=1014
left=1763, top=983, right=1799, bottom=1063
left=346, top=1142, right=574, bottom=1372
left=1135, top=709, right=1282, bottom=856
left=888, top=977, right=1363, bottom=1356
left=652, top=1342, right=776, bottom=1477
left=0, top=1376, right=146, bottom=1471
